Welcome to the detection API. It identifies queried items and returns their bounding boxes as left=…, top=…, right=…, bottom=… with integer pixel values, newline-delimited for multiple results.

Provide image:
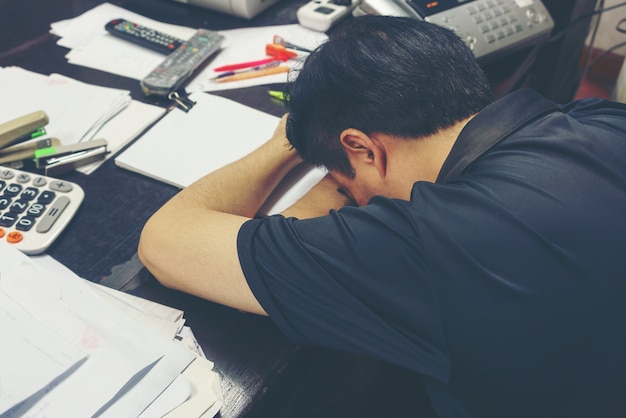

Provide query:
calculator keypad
left=0, top=167, right=84, bottom=254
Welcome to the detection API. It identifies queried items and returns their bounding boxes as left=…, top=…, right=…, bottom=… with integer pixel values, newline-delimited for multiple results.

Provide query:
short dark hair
left=285, top=15, right=493, bottom=177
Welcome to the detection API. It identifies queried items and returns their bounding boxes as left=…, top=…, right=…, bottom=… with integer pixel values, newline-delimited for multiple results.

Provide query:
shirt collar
left=437, top=88, right=559, bottom=183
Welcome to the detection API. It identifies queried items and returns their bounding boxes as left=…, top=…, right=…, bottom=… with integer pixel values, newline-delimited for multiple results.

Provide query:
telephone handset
left=353, top=0, right=554, bottom=63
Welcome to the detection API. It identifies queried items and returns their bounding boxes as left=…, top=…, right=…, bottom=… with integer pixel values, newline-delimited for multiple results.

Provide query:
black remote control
left=105, top=18, right=184, bottom=55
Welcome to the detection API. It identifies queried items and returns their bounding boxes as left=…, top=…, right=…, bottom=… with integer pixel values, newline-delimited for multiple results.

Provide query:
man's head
left=285, top=15, right=493, bottom=181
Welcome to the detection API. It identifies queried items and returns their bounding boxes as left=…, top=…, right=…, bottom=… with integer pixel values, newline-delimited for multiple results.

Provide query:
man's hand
left=282, top=174, right=356, bottom=219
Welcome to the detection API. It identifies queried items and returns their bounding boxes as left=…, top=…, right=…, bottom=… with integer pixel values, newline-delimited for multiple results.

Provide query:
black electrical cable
left=586, top=17, right=626, bottom=69
left=579, top=0, right=605, bottom=86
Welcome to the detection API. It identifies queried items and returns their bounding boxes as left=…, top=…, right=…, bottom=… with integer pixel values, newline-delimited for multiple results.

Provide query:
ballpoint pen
left=211, top=61, right=281, bottom=80
left=213, top=57, right=286, bottom=72
left=213, top=65, right=290, bottom=83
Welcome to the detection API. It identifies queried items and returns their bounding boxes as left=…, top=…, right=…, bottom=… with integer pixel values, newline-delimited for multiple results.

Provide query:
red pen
left=213, top=57, right=286, bottom=72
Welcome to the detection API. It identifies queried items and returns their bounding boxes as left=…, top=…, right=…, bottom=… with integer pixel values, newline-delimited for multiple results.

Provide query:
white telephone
left=353, top=0, right=554, bottom=63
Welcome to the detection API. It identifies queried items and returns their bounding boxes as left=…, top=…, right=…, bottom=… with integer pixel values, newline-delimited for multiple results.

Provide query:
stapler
left=0, top=111, right=108, bottom=174
left=0, top=110, right=49, bottom=150
left=34, top=138, right=109, bottom=176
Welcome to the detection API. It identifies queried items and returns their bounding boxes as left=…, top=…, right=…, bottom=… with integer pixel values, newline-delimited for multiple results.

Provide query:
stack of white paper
left=0, top=66, right=164, bottom=174
left=48, top=2, right=328, bottom=92
left=0, top=243, right=222, bottom=417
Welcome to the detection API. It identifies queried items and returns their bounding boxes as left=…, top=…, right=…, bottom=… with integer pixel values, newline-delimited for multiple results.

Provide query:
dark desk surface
left=1, top=1, right=315, bottom=417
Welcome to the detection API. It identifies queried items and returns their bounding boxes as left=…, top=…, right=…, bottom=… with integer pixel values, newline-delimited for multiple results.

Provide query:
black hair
left=285, top=15, right=493, bottom=177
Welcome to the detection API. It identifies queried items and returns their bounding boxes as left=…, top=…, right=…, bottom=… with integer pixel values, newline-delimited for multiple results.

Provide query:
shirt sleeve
left=237, top=198, right=451, bottom=382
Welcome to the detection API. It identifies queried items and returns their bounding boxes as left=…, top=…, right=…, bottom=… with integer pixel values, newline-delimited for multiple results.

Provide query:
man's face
left=329, top=170, right=378, bottom=207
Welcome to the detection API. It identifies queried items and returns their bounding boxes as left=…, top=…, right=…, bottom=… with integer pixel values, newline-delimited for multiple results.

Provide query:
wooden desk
left=0, top=0, right=315, bottom=417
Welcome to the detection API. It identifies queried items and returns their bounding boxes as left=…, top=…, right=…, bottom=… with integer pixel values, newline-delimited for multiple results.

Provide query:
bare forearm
left=137, top=115, right=300, bottom=314
left=168, top=116, right=299, bottom=217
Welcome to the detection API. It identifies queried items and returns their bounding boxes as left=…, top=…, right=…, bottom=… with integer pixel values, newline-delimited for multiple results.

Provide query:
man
left=138, top=16, right=626, bottom=417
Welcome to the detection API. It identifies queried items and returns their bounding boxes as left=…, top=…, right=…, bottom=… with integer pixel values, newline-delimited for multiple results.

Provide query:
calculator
left=0, top=166, right=84, bottom=255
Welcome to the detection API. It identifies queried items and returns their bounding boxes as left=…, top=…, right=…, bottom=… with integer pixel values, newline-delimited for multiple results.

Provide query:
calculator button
left=38, top=190, right=56, bottom=204
left=16, top=172, right=31, bottom=183
left=4, top=184, right=22, bottom=197
left=7, top=231, right=23, bottom=244
left=9, top=200, right=29, bottom=214
left=0, top=169, right=14, bottom=180
left=0, top=212, right=18, bottom=227
left=32, top=177, right=47, bottom=187
left=16, top=216, right=36, bottom=231
left=0, top=228, right=4, bottom=238
left=21, top=187, right=39, bottom=200
left=27, top=203, right=46, bottom=217
left=0, top=197, right=9, bottom=210
left=36, top=196, right=70, bottom=233
left=49, top=181, right=74, bottom=193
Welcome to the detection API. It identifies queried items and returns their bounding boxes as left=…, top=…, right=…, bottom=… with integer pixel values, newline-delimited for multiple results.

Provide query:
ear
left=340, top=128, right=388, bottom=177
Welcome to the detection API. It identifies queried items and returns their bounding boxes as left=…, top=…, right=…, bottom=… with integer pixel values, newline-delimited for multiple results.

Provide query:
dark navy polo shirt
left=237, top=89, right=626, bottom=417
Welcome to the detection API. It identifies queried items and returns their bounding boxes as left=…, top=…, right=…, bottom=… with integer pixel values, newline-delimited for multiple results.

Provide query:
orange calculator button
left=7, top=231, right=23, bottom=244
left=0, top=228, right=4, bottom=238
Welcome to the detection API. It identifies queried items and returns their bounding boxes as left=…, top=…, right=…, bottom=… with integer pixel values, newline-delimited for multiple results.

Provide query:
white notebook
left=115, top=93, right=325, bottom=214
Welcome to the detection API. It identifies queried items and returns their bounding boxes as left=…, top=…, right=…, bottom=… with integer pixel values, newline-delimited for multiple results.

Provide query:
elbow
left=137, top=218, right=175, bottom=289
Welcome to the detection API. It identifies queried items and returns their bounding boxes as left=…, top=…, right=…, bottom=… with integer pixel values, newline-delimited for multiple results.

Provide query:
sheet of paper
left=115, top=92, right=325, bottom=215
left=161, top=357, right=223, bottom=418
left=98, top=340, right=195, bottom=418
left=0, top=291, right=87, bottom=415
left=139, top=375, right=192, bottom=418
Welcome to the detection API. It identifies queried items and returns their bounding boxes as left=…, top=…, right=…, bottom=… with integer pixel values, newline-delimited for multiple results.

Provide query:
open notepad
left=115, top=92, right=325, bottom=215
